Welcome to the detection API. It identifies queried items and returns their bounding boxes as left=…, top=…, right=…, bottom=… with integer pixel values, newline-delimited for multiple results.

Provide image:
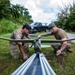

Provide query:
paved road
left=67, top=33, right=75, bottom=43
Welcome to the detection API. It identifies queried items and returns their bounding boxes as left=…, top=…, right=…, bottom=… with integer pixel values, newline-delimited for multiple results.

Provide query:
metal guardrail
left=11, top=52, right=56, bottom=75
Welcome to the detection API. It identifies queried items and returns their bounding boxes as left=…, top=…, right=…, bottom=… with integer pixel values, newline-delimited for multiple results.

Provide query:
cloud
left=10, top=0, right=27, bottom=5
left=24, top=0, right=57, bottom=23
left=11, top=0, right=74, bottom=23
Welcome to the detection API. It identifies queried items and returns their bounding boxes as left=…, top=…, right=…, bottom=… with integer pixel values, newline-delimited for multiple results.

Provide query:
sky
left=10, top=0, right=74, bottom=24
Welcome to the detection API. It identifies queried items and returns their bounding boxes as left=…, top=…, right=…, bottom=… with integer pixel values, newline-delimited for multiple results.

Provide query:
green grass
left=0, top=33, right=75, bottom=75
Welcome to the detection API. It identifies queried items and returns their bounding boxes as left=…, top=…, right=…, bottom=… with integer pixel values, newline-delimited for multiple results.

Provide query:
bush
left=0, top=18, right=20, bottom=34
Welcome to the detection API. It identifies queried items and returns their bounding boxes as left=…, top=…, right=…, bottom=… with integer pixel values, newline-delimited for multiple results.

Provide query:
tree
left=68, top=2, right=75, bottom=31
left=0, top=0, right=33, bottom=24
left=0, top=0, right=10, bottom=19
left=54, top=1, right=75, bottom=31
left=10, top=4, right=33, bottom=24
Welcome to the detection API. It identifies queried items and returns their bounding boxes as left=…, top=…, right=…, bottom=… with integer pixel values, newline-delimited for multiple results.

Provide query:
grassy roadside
left=0, top=33, right=75, bottom=75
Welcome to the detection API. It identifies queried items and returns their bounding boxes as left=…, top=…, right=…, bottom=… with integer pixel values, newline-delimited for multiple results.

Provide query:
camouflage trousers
left=10, top=42, right=29, bottom=59
left=51, top=43, right=71, bottom=55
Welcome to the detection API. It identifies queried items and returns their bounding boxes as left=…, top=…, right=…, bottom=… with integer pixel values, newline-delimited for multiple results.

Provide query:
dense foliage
left=0, top=0, right=33, bottom=24
left=54, top=1, right=75, bottom=31
left=0, top=18, right=20, bottom=34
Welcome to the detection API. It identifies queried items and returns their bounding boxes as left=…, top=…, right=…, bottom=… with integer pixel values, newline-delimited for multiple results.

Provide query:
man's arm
left=17, top=42, right=28, bottom=60
left=14, top=32, right=28, bottom=60
left=60, top=38, right=67, bottom=51
left=38, top=32, right=52, bottom=38
left=56, top=38, right=68, bottom=56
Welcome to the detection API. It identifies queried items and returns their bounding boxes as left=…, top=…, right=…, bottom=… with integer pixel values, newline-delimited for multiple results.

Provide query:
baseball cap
left=48, top=22, right=55, bottom=30
left=22, top=24, right=31, bottom=31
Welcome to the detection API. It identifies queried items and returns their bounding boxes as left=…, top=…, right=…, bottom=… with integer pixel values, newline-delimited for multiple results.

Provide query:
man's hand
left=23, top=55, right=28, bottom=61
left=18, top=42, right=28, bottom=61
left=56, top=50, right=61, bottom=56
